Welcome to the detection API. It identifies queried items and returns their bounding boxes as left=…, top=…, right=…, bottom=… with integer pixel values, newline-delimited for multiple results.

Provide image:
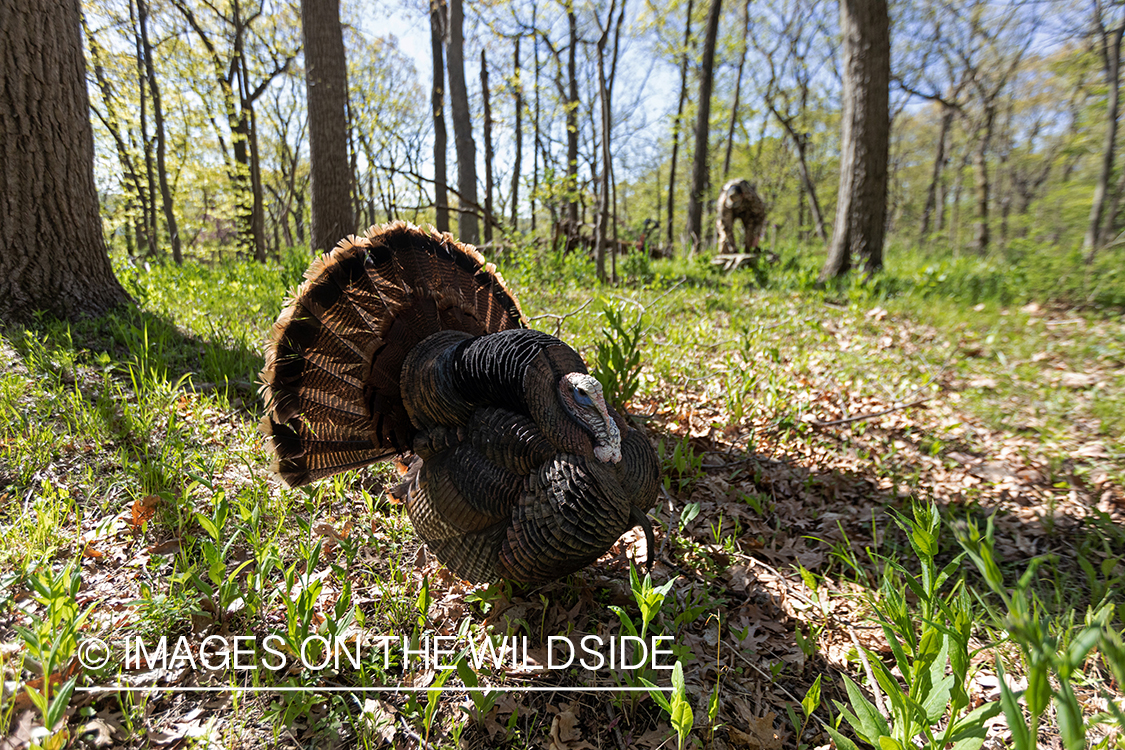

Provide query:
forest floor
left=0, top=242, right=1123, bottom=750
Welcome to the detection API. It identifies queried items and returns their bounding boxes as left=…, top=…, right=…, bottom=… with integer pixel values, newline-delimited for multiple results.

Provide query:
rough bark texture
left=665, top=0, right=694, bottom=253
left=301, top=0, right=354, bottom=253
left=686, top=0, right=722, bottom=254
left=818, top=0, right=890, bottom=281
left=480, top=50, right=494, bottom=243
left=446, top=0, right=479, bottom=243
left=722, top=0, right=750, bottom=180
left=430, top=0, right=449, bottom=233
left=0, top=0, right=131, bottom=321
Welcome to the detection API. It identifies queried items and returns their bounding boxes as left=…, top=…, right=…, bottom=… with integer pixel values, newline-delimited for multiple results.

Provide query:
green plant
left=830, top=502, right=1000, bottom=750
left=785, top=674, right=822, bottom=750
left=591, top=300, right=645, bottom=411
left=15, top=562, right=88, bottom=748
left=641, top=661, right=694, bottom=750
left=957, top=515, right=1116, bottom=750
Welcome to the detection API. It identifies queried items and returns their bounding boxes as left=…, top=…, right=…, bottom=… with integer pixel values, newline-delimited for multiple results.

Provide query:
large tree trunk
left=686, top=0, right=722, bottom=254
left=301, top=0, right=354, bottom=253
left=565, top=5, right=580, bottom=232
left=480, top=50, right=495, bottom=243
left=665, top=0, right=694, bottom=253
left=818, top=0, right=890, bottom=281
left=446, top=0, right=479, bottom=243
left=919, top=103, right=955, bottom=238
left=1085, top=11, right=1125, bottom=260
left=139, top=0, right=181, bottom=264
left=0, top=0, right=131, bottom=320
left=430, top=0, right=449, bottom=233
left=510, top=36, right=522, bottom=230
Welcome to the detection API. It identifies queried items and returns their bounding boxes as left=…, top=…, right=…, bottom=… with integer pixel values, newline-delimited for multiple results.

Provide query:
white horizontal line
left=76, top=685, right=673, bottom=693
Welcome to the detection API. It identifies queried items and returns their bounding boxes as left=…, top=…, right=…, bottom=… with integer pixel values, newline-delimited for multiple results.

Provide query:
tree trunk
left=971, top=108, right=994, bottom=254
left=565, top=5, right=580, bottom=231
left=0, top=0, right=131, bottom=320
left=919, top=103, right=954, bottom=238
left=131, top=0, right=157, bottom=258
left=430, top=0, right=449, bottom=233
left=1085, top=12, right=1125, bottom=260
left=480, top=50, right=495, bottom=243
left=722, top=0, right=750, bottom=180
left=594, top=0, right=618, bottom=282
left=665, top=0, right=694, bottom=253
left=301, top=0, right=354, bottom=254
left=510, top=36, right=522, bottom=230
left=139, top=0, right=181, bottom=264
left=446, top=0, right=479, bottom=243
left=686, top=0, right=723, bottom=254
left=818, top=0, right=890, bottom=281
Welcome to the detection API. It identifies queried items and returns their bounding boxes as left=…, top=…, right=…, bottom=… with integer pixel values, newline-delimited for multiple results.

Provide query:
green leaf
left=1063, top=625, right=1101, bottom=671
left=878, top=736, right=906, bottom=750
left=45, top=675, right=78, bottom=730
left=995, top=660, right=1031, bottom=750
left=840, top=674, right=890, bottom=741
left=921, top=674, right=955, bottom=723
left=1054, top=682, right=1087, bottom=750
left=802, top=674, right=822, bottom=717
left=824, top=725, right=861, bottom=750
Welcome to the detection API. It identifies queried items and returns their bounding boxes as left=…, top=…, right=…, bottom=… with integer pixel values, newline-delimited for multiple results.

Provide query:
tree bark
left=665, top=0, right=694, bottom=253
left=138, top=0, right=181, bottom=263
left=818, top=0, right=890, bottom=281
left=430, top=0, right=449, bottom=233
left=301, top=0, right=354, bottom=254
left=510, top=36, right=522, bottom=230
left=446, top=0, right=479, bottom=243
left=480, top=50, right=495, bottom=243
left=131, top=0, right=157, bottom=258
left=919, top=103, right=955, bottom=239
left=686, top=0, right=722, bottom=254
left=0, top=0, right=131, bottom=321
left=971, top=108, right=994, bottom=254
left=1085, top=3, right=1125, bottom=260
left=594, top=0, right=618, bottom=282
left=565, top=4, right=580, bottom=232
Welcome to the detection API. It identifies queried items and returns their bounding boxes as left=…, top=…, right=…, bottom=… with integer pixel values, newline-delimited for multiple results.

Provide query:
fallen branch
left=807, top=396, right=934, bottom=428
left=527, top=298, right=593, bottom=336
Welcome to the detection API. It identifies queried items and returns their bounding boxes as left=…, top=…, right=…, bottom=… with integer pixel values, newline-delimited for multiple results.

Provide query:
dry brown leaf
left=129, top=495, right=161, bottom=531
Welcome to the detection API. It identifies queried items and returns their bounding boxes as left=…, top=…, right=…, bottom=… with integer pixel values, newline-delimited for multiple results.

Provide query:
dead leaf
left=129, top=495, right=161, bottom=531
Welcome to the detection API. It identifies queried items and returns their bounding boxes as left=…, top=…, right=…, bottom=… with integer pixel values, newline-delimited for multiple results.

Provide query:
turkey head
left=260, top=222, right=659, bottom=585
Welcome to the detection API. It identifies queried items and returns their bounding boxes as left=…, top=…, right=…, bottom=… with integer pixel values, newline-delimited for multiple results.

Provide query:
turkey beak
left=630, top=506, right=656, bottom=571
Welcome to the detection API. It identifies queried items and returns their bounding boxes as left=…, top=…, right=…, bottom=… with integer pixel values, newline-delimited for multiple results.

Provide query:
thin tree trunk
left=594, top=0, right=618, bottom=282
left=919, top=103, right=954, bottom=238
left=971, top=108, right=994, bottom=255
left=0, top=0, right=131, bottom=320
left=818, top=0, right=890, bottom=281
left=446, top=0, right=479, bottom=243
left=723, top=0, right=750, bottom=180
left=686, top=0, right=723, bottom=254
left=139, top=0, right=181, bottom=263
left=565, top=4, right=580, bottom=231
left=510, top=36, right=522, bottom=230
left=480, top=50, right=495, bottom=244
left=131, top=0, right=157, bottom=257
left=301, top=0, right=354, bottom=254
left=666, top=0, right=694, bottom=253
left=430, top=0, right=449, bottom=232
left=1085, top=11, right=1125, bottom=260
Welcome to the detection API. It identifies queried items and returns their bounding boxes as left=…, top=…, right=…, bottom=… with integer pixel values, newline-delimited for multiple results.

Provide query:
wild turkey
left=259, top=222, right=660, bottom=584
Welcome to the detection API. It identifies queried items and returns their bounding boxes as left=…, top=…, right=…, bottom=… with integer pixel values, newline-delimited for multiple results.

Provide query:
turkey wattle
left=259, top=222, right=659, bottom=584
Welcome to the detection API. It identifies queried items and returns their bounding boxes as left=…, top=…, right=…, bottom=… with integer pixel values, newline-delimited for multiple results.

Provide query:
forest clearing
left=2, top=0, right=1125, bottom=747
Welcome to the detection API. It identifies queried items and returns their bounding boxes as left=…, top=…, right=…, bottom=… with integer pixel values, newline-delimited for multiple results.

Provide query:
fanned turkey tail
left=258, top=222, right=526, bottom=487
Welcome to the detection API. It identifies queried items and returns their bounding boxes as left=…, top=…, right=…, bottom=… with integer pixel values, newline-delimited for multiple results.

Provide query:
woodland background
left=0, top=0, right=1124, bottom=748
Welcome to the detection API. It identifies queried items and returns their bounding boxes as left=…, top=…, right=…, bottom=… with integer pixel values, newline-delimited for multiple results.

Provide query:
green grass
left=0, top=237, right=1122, bottom=748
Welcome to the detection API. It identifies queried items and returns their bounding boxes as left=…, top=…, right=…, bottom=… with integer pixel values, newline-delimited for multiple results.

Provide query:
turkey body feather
left=260, top=222, right=659, bottom=584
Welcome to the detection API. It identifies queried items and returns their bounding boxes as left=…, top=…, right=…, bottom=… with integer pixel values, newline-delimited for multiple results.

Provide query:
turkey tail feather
left=260, top=222, right=526, bottom=487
